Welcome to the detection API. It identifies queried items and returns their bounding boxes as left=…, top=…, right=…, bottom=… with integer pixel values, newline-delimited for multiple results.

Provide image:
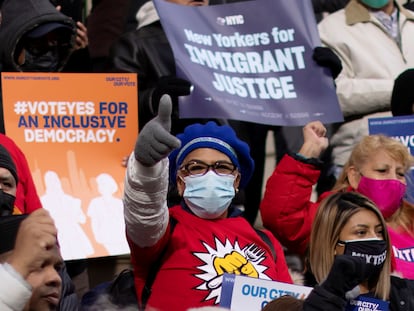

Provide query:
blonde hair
left=388, top=200, right=414, bottom=237
left=309, top=192, right=392, bottom=300
left=333, top=135, right=413, bottom=192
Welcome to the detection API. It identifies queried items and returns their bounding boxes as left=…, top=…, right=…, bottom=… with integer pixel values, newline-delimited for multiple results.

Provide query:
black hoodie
left=0, top=0, right=77, bottom=133
left=0, top=0, right=76, bottom=72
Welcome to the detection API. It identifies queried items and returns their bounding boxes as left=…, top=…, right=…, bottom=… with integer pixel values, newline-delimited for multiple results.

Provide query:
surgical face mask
left=357, top=176, right=406, bottom=218
left=20, top=48, right=60, bottom=72
left=182, top=171, right=236, bottom=219
left=338, top=238, right=387, bottom=281
left=359, top=0, right=389, bottom=9
left=0, top=190, right=16, bottom=216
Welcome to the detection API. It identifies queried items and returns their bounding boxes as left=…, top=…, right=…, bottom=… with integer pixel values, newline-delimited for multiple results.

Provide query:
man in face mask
left=17, top=23, right=74, bottom=73
left=123, top=95, right=293, bottom=310
left=0, top=0, right=77, bottom=134
left=0, top=0, right=76, bottom=74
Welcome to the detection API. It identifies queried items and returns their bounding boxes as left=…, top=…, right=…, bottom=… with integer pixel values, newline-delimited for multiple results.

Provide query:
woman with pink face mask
left=260, top=120, right=414, bottom=280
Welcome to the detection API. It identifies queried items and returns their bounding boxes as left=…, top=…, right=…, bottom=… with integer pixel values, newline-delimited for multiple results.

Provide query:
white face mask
left=182, top=171, right=236, bottom=219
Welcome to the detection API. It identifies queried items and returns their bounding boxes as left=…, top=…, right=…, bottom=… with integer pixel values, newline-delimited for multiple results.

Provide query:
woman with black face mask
left=260, top=121, right=414, bottom=281
left=303, top=192, right=414, bottom=311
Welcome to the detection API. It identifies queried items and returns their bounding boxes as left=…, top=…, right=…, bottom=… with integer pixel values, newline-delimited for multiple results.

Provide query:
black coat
left=108, top=21, right=177, bottom=132
left=108, top=20, right=222, bottom=135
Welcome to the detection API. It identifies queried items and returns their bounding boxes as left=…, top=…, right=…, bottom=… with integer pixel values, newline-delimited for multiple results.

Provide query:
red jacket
left=0, top=134, right=42, bottom=214
left=129, top=205, right=292, bottom=311
left=260, top=154, right=331, bottom=255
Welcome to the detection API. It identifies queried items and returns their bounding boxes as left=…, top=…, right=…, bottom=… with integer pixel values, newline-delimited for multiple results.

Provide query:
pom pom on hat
left=0, top=144, right=18, bottom=184
left=169, top=121, right=254, bottom=189
left=391, top=69, right=414, bottom=116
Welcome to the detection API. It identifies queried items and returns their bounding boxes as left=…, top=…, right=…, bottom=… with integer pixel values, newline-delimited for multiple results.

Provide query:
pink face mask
left=357, top=176, right=406, bottom=218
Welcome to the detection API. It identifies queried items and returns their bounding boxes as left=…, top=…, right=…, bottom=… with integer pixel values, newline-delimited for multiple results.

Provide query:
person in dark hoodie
left=0, top=0, right=77, bottom=133
left=0, top=2, right=81, bottom=308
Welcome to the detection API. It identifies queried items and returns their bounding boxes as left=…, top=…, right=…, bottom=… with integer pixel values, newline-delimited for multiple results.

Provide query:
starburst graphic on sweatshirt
left=193, top=237, right=270, bottom=303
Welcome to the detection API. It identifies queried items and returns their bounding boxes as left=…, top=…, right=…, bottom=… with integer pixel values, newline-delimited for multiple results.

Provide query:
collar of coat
left=345, top=0, right=414, bottom=25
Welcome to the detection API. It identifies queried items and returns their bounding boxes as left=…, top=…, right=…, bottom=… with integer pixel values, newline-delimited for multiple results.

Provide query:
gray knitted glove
left=134, top=95, right=181, bottom=166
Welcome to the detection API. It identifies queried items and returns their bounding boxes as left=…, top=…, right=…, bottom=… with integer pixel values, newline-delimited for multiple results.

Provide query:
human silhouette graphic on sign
left=41, top=170, right=94, bottom=260
left=87, top=173, right=129, bottom=255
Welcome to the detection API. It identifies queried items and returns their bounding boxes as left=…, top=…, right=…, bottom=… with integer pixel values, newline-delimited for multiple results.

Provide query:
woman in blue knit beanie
left=122, top=95, right=293, bottom=311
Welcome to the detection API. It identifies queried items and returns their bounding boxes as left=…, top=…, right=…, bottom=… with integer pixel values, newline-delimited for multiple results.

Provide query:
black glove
left=312, top=47, right=342, bottom=79
left=151, top=76, right=192, bottom=113
left=391, top=68, right=414, bottom=116
left=404, top=1, right=414, bottom=10
left=321, top=255, right=367, bottom=298
left=134, top=95, right=181, bottom=166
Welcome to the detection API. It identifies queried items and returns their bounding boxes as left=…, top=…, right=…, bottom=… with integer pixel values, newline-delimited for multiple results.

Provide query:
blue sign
left=153, top=0, right=343, bottom=126
left=345, top=294, right=389, bottom=311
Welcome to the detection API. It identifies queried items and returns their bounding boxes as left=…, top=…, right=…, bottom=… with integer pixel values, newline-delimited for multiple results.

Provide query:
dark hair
left=261, top=295, right=303, bottom=311
left=309, top=192, right=391, bottom=300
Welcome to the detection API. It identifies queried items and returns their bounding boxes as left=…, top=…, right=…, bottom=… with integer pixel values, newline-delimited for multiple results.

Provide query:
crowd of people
left=1, top=0, right=414, bottom=310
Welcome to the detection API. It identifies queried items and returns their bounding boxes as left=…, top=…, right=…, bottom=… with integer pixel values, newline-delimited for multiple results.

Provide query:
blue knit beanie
left=169, top=121, right=254, bottom=189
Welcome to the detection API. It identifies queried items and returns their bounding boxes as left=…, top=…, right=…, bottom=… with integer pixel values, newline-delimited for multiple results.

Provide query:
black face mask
left=20, top=47, right=60, bottom=72
left=0, top=190, right=16, bottom=216
left=338, top=238, right=387, bottom=282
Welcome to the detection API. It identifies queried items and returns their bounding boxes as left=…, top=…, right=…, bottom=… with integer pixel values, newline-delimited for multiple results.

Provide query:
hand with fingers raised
left=134, top=94, right=182, bottom=167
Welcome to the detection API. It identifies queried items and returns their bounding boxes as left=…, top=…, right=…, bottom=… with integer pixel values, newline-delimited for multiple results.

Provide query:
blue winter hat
left=169, top=121, right=254, bottom=189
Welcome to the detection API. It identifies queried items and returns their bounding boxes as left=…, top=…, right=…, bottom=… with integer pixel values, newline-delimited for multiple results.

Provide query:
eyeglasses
left=179, top=160, right=237, bottom=176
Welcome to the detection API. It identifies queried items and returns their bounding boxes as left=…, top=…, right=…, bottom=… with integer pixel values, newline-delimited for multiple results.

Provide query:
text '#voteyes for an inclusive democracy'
left=15, top=101, right=128, bottom=143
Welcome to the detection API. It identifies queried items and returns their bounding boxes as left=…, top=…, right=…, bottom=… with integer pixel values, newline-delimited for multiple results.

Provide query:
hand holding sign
left=151, top=76, right=192, bottom=114
left=312, top=47, right=343, bottom=79
left=321, top=255, right=366, bottom=298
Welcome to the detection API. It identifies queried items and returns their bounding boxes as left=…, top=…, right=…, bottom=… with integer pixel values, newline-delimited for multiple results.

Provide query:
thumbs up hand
left=134, top=95, right=181, bottom=166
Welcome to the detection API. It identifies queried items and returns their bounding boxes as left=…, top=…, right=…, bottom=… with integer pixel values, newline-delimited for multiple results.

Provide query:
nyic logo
left=216, top=15, right=244, bottom=26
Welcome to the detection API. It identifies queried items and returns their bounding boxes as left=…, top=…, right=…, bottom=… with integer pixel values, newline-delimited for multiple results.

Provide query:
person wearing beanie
left=0, top=209, right=62, bottom=311
left=0, top=144, right=19, bottom=216
left=0, top=134, right=42, bottom=214
left=123, top=95, right=292, bottom=311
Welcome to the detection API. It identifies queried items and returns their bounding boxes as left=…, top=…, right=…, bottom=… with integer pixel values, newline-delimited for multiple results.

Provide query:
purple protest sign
left=154, top=0, right=343, bottom=126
